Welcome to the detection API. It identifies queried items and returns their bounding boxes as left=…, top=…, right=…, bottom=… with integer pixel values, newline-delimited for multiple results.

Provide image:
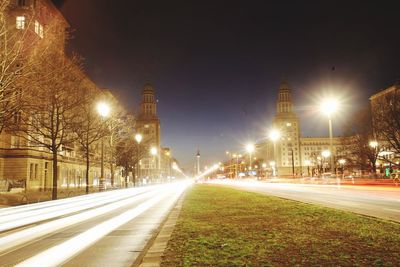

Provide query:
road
left=0, top=181, right=190, bottom=267
left=209, top=179, right=400, bottom=222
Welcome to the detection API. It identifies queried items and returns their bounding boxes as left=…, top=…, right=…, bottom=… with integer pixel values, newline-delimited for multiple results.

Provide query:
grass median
left=161, top=184, right=400, bottom=266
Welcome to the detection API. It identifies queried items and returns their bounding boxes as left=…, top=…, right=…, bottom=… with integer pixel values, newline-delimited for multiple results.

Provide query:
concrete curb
left=136, top=192, right=185, bottom=267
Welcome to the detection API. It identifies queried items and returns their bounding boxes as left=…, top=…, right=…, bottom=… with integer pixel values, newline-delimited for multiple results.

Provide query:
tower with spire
left=271, top=81, right=302, bottom=175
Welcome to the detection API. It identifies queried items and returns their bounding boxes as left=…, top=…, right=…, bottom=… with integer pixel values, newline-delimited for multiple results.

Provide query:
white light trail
left=0, top=187, right=149, bottom=232
left=16, top=182, right=189, bottom=267
left=0, top=189, right=158, bottom=253
left=195, top=163, right=219, bottom=180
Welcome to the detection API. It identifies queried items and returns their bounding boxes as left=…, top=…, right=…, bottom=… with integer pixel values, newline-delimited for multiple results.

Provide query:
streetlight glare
left=246, top=143, right=255, bottom=153
left=322, top=150, right=331, bottom=158
left=269, top=129, right=281, bottom=141
left=150, top=147, right=158, bottom=156
left=135, top=133, right=143, bottom=144
left=320, top=98, right=339, bottom=116
left=96, top=102, right=110, bottom=117
left=369, top=140, right=378, bottom=148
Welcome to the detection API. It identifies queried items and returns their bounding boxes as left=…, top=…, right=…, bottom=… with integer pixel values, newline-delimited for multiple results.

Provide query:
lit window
left=34, top=20, right=44, bottom=38
left=286, top=122, right=292, bottom=127
left=16, top=16, right=25, bottom=29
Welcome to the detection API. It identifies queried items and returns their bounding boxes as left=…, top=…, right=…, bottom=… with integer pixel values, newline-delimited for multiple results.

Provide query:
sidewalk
left=246, top=177, right=399, bottom=187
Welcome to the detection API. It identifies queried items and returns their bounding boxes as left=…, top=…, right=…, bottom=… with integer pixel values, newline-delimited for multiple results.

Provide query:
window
left=35, top=164, right=38, bottom=180
left=18, top=0, right=26, bottom=6
left=29, top=163, right=34, bottom=180
left=16, top=16, right=25, bottom=29
left=34, top=20, right=44, bottom=38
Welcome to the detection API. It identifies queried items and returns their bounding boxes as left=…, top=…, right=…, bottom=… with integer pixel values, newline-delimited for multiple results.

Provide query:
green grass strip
left=161, top=184, right=400, bottom=266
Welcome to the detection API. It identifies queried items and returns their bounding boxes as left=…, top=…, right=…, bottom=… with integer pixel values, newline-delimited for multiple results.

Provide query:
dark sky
left=52, top=0, right=400, bottom=169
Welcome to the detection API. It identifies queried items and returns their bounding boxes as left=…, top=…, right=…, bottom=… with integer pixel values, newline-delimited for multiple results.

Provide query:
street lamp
left=369, top=140, right=379, bottom=176
left=320, top=98, right=339, bottom=176
left=269, top=161, right=276, bottom=177
left=369, top=140, right=378, bottom=148
left=96, top=102, right=110, bottom=191
left=338, top=158, right=346, bottom=179
left=269, top=129, right=281, bottom=177
left=304, top=160, right=311, bottom=177
left=246, top=143, right=255, bottom=176
left=321, top=150, right=331, bottom=175
left=134, top=133, right=143, bottom=187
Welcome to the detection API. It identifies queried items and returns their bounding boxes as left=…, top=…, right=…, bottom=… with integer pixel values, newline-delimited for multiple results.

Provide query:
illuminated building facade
left=135, top=82, right=162, bottom=181
left=0, top=0, right=123, bottom=192
left=259, top=81, right=346, bottom=176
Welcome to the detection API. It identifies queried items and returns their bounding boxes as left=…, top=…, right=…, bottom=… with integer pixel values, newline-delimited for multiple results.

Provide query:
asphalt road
left=210, top=179, right=400, bottom=222
left=0, top=181, right=190, bottom=267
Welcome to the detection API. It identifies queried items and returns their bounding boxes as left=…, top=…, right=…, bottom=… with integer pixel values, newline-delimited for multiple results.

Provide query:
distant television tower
left=196, top=149, right=201, bottom=175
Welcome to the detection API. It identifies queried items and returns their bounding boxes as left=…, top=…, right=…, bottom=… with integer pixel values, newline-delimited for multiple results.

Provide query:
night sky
left=52, top=0, right=400, bottom=169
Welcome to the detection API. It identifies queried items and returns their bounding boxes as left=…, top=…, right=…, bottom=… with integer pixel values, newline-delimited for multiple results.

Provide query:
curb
left=135, top=192, right=185, bottom=267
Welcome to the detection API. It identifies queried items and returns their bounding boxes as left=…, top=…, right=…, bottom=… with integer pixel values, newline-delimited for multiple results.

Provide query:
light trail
left=0, top=189, right=160, bottom=253
left=0, top=188, right=129, bottom=217
left=195, top=163, right=219, bottom=180
left=0, top=187, right=151, bottom=231
left=16, top=182, right=188, bottom=267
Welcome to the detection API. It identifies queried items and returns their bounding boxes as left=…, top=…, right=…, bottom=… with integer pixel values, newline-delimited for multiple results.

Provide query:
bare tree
left=0, top=1, right=34, bottom=133
left=116, top=122, right=150, bottom=188
left=101, top=91, right=128, bottom=187
left=342, top=106, right=380, bottom=174
left=371, top=85, right=400, bottom=166
left=14, top=48, right=85, bottom=200
left=71, top=85, right=107, bottom=194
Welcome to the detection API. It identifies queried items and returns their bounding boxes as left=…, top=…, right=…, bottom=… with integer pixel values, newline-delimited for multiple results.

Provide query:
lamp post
left=150, top=146, right=158, bottom=183
left=338, top=158, right=346, bottom=179
left=320, top=98, right=338, bottom=176
left=269, top=161, right=276, bottom=177
left=304, top=160, right=311, bottom=177
left=369, top=140, right=378, bottom=176
left=134, top=133, right=142, bottom=187
left=269, top=129, right=281, bottom=177
left=322, top=150, right=331, bottom=177
left=246, top=143, right=255, bottom=177
left=96, top=102, right=110, bottom=191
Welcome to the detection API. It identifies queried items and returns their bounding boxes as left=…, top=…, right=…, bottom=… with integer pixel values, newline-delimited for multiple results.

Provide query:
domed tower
left=277, top=81, right=294, bottom=114
left=136, top=82, right=161, bottom=180
left=139, top=82, right=157, bottom=118
left=272, top=81, right=302, bottom=176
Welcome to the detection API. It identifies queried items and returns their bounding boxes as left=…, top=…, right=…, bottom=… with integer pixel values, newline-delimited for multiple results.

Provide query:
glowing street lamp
left=319, top=98, right=339, bottom=176
left=321, top=150, right=331, bottom=174
left=246, top=143, right=255, bottom=174
left=150, top=147, right=157, bottom=156
left=96, top=102, right=110, bottom=191
left=269, top=129, right=281, bottom=142
left=369, top=140, right=378, bottom=148
left=96, top=102, right=110, bottom=118
left=322, top=150, right=331, bottom=158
